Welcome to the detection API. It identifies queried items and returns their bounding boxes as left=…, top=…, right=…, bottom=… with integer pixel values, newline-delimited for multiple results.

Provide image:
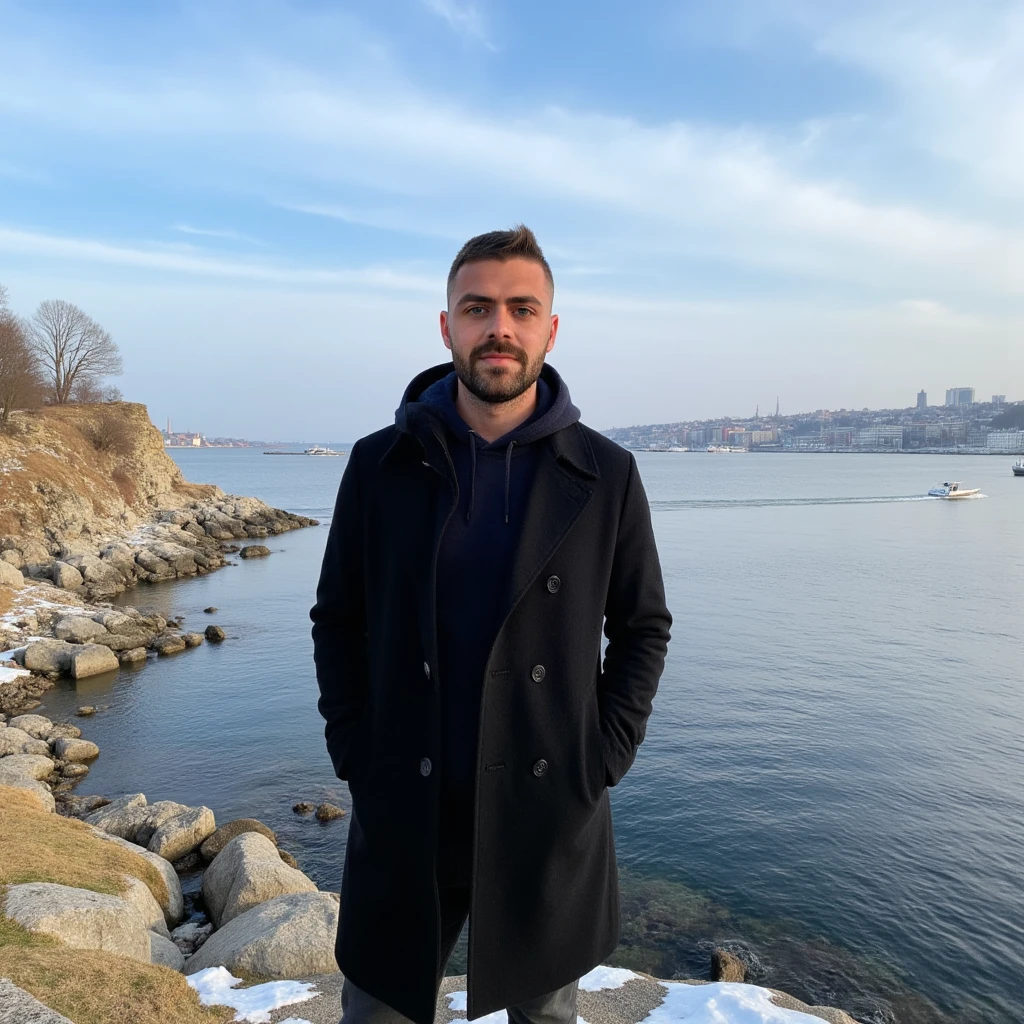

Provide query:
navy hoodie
left=399, top=363, right=581, bottom=883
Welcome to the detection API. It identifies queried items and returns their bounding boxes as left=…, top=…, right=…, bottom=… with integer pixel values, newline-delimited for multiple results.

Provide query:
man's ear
left=440, top=310, right=453, bottom=351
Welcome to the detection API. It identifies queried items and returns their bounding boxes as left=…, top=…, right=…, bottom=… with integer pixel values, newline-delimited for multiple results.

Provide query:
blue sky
left=1, top=0, right=1022, bottom=438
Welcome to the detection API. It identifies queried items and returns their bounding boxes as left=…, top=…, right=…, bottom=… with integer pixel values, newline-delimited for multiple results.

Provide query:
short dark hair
left=446, top=224, right=554, bottom=304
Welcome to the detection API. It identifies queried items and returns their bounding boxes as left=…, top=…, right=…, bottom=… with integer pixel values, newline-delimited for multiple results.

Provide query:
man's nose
left=487, top=307, right=515, bottom=338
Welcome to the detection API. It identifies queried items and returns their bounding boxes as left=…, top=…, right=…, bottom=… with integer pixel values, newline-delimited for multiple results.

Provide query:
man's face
left=440, top=258, right=558, bottom=404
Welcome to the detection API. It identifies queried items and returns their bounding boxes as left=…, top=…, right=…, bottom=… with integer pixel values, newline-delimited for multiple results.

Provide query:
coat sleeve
left=599, top=453, right=672, bottom=787
left=310, top=440, right=369, bottom=781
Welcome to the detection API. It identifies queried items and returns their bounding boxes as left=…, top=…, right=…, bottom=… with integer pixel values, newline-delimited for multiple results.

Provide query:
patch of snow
left=445, top=992, right=586, bottom=1024
left=276, top=1020, right=316, bottom=1024
left=579, top=966, right=639, bottom=991
left=638, top=982, right=829, bottom=1024
left=186, top=966, right=318, bottom=1024
left=0, top=666, right=31, bottom=685
left=172, top=921, right=212, bottom=941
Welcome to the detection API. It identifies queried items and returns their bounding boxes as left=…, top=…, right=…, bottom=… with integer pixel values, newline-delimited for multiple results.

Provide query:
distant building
left=987, top=431, right=1024, bottom=452
left=992, top=395, right=1006, bottom=405
left=945, top=387, right=975, bottom=407
left=917, top=390, right=927, bottom=409
left=856, top=426, right=903, bottom=449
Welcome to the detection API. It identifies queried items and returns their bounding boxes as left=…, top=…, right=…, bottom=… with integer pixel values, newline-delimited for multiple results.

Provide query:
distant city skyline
left=2, top=1, right=1023, bottom=438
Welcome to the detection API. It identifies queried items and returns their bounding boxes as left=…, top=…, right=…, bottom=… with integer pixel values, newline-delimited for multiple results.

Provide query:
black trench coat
left=311, top=391, right=671, bottom=1024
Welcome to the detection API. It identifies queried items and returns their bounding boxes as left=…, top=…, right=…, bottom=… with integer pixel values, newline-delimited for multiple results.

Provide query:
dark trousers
left=339, top=884, right=579, bottom=1024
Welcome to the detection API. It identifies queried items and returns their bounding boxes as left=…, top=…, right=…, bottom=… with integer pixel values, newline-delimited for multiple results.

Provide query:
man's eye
left=467, top=306, right=486, bottom=314
left=515, top=307, right=533, bottom=316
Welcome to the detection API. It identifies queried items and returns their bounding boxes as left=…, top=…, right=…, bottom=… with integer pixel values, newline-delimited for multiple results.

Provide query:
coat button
left=531, top=664, right=546, bottom=683
left=423, top=661, right=431, bottom=680
left=546, top=575, right=561, bottom=594
left=532, top=759, right=549, bottom=777
left=420, top=758, right=432, bottom=777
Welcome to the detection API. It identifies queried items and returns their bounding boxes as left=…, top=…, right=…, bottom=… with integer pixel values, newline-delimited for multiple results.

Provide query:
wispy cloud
left=420, top=0, right=496, bottom=50
left=0, top=226, right=438, bottom=292
left=173, top=224, right=264, bottom=245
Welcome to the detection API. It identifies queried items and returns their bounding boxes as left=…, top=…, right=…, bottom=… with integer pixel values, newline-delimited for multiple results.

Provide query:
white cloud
left=420, top=0, right=496, bottom=50
left=173, top=224, right=264, bottom=245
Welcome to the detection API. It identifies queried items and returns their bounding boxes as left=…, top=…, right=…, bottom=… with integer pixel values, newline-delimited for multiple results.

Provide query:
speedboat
left=928, top=481, right=981, bottom=498
left=1013, top=459, right=1024, bottom=477
left=304, top=445, right=344, bottom=456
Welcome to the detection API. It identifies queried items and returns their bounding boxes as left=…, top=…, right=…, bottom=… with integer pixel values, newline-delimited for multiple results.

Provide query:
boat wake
left=649, top=494, right=987, bottom=511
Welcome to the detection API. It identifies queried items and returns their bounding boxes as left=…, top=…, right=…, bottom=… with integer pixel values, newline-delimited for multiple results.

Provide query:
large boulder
left=91, top=609, right=136, bottom=632
left=0, top=753, right=55, bottom=781
left=52, top=560, right=85, bottom=590
left=88, top=828, right=184, bottom=926
left=3, top=882, right=151, bottom=962
left=150, top=931, right=186, bottom=972
left=22, top=640, right=75, bottom=674
left=239, top=544, right=271, bottom=559
left=148, top=805, right=216, bottom=861
left=184, top=891, right=340, bottom=978
left=201, top=832, right=316, bottom=927
left=84, top=793, right=149, bottom=839
left=200, top=818, right=277, bottom=862
left=0, top=560, right=25, bottom=589
left=69, top=644, right=119, bottom=679
left=54, top=615, right=109, bottom=643
left=120, top=875, right=171, bottom=939
left=51, top=737, right=100, bottom=762
left=8, top=714, right=54, bottom=739
left=152, top=634, right=187, bottom=656
left=0, top=727, right=50, bottom=757
left=0, top=978, right=75, bottom=1023
left=133, top=800, right=192, bottom=846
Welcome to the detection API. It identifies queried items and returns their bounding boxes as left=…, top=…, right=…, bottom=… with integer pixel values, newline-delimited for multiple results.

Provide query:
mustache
left=471, top=341, right=528, bottom=366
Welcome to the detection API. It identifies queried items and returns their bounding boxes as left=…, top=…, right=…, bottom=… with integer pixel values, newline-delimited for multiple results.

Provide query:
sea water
left=33, top=449, right=1024, bottom=1024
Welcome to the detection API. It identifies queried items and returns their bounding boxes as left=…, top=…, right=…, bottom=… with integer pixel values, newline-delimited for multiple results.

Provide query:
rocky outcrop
left=87, top=829, right=184, bottom=926
left=200, top=817, right=276, bottom=862
left=0, top=978, right=76, bottom=1024
left=148, top=805, right=216, bottom=861
left=150, top=931, right=187, bottom=971
left=183, top=891, right=341, bottom=978
left=201, top=832, right=317, bottom=927
left=3, top=882, right=152, bottom=963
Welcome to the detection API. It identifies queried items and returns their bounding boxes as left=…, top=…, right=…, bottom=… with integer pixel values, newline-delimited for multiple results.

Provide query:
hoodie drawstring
left=466, top=430, right=478, bottom=523
left=504, top=440, right=516, bottom=524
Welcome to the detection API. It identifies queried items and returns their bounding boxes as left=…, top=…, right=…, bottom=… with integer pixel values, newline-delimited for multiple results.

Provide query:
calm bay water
left=33, top=448, right=1024, bottom=1024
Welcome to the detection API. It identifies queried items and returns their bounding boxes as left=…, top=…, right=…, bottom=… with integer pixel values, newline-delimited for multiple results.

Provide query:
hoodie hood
left=396, top=361, right=581, bottom=524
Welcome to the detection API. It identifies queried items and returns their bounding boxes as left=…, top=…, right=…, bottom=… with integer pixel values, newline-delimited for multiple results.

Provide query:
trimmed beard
left=452, top=340, right=546, bottom=404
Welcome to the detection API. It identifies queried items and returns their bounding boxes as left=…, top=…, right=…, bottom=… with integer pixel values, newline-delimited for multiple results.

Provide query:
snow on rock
left=186, top=966, right=317, bottom=1023
left=639, top=982, right=832, bottom=1024
left=579, top=966, right=640, bottom=991
left=0, top=665, right=31, bottom=686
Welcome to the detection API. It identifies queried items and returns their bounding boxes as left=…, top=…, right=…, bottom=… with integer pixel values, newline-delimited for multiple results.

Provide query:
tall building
left=993, top=395, right=1006, bottom=405
left=917, top=390, right=927, bottom=409
left=945, top=387, right=975, bottom=407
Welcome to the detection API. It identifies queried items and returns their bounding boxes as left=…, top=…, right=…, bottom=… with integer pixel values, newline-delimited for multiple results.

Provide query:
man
left=311, top=225, right=671, bottom=1024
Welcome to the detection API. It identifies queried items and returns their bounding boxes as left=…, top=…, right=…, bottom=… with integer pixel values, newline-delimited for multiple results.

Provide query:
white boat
left=304, top=445, right=345, bottom=456
left=706, top=445, right=747, bottom=453
left=1013, top=459, right=1024, bottom=477
left=928, top=481, right=981, bottom=499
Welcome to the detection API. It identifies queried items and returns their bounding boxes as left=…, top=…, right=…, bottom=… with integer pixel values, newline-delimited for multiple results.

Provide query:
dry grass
left=0, top=927, right=233, bottom=1024
left=112, top=466, right=137, bottom=505
left=0, top=585, right=13, bottom=616
left=0, top=794, right=234, bottom=1023
left=0, top=793, right=168, bottom=906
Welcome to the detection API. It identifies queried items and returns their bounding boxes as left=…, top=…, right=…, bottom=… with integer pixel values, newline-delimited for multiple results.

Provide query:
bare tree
left=29, top=299, right=123, bottom=405
left=0, top=311, right=44, bottom=429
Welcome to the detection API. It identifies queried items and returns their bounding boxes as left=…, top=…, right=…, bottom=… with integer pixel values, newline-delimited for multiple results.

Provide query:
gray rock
left=76, top=705, right=96, bottom=716
left=711, top=948, right=747, bottom=982
left=54, top=615, right=109, bottom=643
left=60, top=763, right=90, bottom=779
left=120, top=875, right=171, bottom=939
left=203, top=606, right=218, bottom=613
left=152, top=634, right=187, bottom=655
left=84, top=792, right=148, bottom=837
left=172, top=851, right=203, bottom=873
left=0, top=775, right=55, bottom=812
left=200, top=817, right=277, bottom=862
left=46, top=722, right=82, bottom=740
left=181, top=632, right=205, bottom=648
left=119, top=646, right=148, bottom=664
left=0, top=752, right=55, bottom=781
left=88, top=827, right=184, bottom=926
left=201, top=832, right=317, bottom=927
left=135, top=548, right=173, bottom=577
left=205, top=624, right=226, bottom=642
left=69, top=644, right=119, bottom=678
left=148, top=804, right=216, bottom=861
left=133, top=800, right=192, bottom=846
left=23, top=640, right=75, bottom=674
left=52, top=560, right=85, bottom=590
left=0, top=978, right=75, bottom=1024
left=51, top=737, right=100, bottom=762
left=91, top=609, right=136, bottom=632
left=316, top=802, right=346, bottom=821
left=8, top=714, right=53, bottom=739
left=239, top=544, right=271, bottom=559
left=150, top=930, right=186, bottom=972
left=0, top=560, right=25, bottom=589
left=0, top=726, right=51, bottom=756
left=184, top=891, right=341, bottom=978
left=4, top=882, right=151, bottom=962
left=171, top=919, right=213, bottom=955
left=95, top=632, right=152, bottom=652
